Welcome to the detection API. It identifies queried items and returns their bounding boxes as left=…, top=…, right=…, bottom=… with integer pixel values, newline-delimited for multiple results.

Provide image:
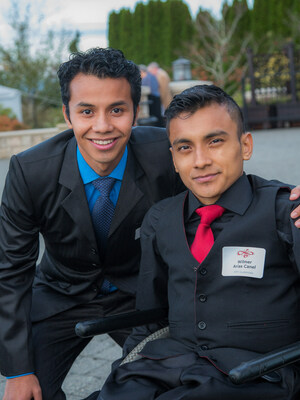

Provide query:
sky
left=0, top=0, right=227, bottom=57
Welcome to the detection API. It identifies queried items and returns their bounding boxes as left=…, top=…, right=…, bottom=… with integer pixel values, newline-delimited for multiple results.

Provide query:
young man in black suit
left=98, top=85, right=300, bottom=400
left=0, top=48, right=185, bottom=400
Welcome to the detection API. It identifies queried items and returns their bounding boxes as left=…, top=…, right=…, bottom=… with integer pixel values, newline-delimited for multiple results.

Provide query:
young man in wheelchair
left=88, top=85, right=300, bottom=399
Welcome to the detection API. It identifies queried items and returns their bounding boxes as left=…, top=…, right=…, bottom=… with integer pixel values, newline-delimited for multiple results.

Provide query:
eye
left=111, top=107, right=123, bottom=115
left=210, top=138, right=223, bottom=145
left=81, top=109, right=93, bottom=115
left=177, top=145, right=191, bottom=152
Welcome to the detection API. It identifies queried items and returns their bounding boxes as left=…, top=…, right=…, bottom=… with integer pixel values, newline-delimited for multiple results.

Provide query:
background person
left=139, top=64, right=164, bottom=127
left=148, top=61, right=172, bottom=112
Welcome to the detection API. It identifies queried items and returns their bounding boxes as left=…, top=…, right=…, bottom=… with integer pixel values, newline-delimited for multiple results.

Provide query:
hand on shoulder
left=290, top=186, right=300, bottom=228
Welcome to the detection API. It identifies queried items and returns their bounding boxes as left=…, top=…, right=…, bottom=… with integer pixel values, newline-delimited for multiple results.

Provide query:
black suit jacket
left=0, top=126, right=184, bottom=376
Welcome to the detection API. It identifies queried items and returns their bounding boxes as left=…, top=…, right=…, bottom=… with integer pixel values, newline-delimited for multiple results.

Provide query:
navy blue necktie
left=92, top=177, right=116, bottom=249
left=92, top=177, right=116, bottom=294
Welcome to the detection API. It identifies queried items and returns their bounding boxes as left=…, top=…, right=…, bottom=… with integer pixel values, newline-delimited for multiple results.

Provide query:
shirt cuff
left=6, top=372, right=34, bottom=379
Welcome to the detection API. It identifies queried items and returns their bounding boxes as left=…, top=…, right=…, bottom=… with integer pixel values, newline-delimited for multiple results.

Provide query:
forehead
left=68, top=74, right=132, bottom=102
left=169, top=104, right=238, bottom=141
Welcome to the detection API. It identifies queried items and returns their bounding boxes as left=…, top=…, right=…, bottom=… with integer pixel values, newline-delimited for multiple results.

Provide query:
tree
left=0, top=1, right=76, bottom=128
left=119, top=8, right=134, bottom=60
left=69, top=31, right=81, bottom=54
left=108, top=0, right=193, bottom=70
left=132, top=2, right=146, bottom=64
left=165, top=0, right=193, bottom=66
left=108, top=11, right=121, bottom=50
left=183, top=5, right=251, bottom=94
left=144, top=0, right=166, bottom=64
left=250, top=0, right=300, bottom=51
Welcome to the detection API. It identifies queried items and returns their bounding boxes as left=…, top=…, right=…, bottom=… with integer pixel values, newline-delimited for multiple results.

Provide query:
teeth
left=92, top=139, right=114, bottom=145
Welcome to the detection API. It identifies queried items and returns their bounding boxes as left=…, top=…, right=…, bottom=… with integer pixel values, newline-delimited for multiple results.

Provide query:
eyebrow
left=205, top=130, right=229, bottom=139
left=75, top=100, right=129, bottom=109
left=75, top=102, right=95, bottom=108
left=172, top=138, right=192, bottom=146
left=172, top=130, right=229, bottom=146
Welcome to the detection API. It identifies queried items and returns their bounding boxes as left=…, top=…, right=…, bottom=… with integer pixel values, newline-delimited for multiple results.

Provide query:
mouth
left=90, top=138, right=118, bottom=149
left=91, top=138, right=115, bottom=145
left=193, top=173, right=219, bottom=183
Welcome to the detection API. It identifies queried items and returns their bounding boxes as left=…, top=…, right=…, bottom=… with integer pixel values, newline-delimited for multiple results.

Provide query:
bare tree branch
left=183, top=5, right=251, bottom=93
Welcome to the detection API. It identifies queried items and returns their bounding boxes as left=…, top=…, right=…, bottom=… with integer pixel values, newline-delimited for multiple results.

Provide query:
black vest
left=154, top=175, right=299, bottom=357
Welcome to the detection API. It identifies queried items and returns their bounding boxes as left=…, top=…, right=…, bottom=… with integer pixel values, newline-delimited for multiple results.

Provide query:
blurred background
left=0, top=0, right=299, bottom=131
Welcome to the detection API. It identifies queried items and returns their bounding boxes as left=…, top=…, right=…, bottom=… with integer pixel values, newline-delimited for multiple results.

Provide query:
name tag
left=222, top=246, right=266, bottom=279
left=135, top=227, right=141, bottom=240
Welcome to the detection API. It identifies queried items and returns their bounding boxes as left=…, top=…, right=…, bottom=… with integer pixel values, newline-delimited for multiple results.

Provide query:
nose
left=194, top=147, right=212, bottom=169
left=92, top=113, right=113, bottom=133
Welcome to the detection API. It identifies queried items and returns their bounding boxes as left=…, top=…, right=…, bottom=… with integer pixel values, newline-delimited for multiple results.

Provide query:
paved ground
left=0, top=127, right=299, bottom=399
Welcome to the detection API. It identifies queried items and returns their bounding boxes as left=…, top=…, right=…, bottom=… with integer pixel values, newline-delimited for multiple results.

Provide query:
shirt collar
left=187, top=173, right=253, bottom=220
left=77, top=146, right=128, bottom=184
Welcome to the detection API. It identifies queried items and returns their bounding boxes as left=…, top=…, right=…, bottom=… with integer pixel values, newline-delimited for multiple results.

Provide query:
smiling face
left=169, top=103, right=253, bottom=205
left=63, top=73, right=137, bottom=176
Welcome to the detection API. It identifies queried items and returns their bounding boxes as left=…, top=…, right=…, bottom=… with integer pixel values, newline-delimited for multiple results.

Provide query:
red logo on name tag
left=237, top=249, right=254, bottom=258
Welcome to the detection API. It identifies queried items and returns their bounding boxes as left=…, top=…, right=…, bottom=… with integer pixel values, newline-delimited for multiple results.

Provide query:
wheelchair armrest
left=75, top=307, right=168, bottom=338
left=229, top=341, right=300, bottom=384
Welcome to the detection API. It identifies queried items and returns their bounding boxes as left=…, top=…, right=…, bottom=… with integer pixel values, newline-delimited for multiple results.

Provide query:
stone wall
left=0, top=125, right=66, bottom=159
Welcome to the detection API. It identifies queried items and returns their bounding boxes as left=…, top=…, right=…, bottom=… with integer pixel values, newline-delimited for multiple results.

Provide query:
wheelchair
left=75, top=308, right=300, bottom=385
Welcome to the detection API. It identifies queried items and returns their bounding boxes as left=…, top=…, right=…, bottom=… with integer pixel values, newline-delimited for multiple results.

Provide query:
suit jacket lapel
left=109, top=145, right=144, bottom=237
left=58, top=137, right=97, bottom=244
left=57, top=137, right=145, bottom=242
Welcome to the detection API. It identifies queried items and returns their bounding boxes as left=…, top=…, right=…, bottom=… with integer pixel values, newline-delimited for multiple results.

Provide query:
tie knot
left=92, top=177, right=115, bottom=197
left=195, top=205, right=225, bottom=225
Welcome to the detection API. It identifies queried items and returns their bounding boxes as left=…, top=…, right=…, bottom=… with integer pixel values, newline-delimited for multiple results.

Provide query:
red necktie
left=191, top=205, right=225, bottom=263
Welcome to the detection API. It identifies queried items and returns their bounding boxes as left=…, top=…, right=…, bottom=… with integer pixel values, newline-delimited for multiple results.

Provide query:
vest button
left=201, top=345, right=209, bottom=350
left=200, top=268, right=207, bottom=275
left=198, top=321, right=206, bottom=330
left=198, top=294, right=207, bottom=302
left=91, top=248, right=97, bottom=255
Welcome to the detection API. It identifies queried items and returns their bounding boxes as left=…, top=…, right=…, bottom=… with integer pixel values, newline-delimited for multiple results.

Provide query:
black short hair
left=165, top=84, right=244, bottom=137
left=57, top=48, right=141, bottom=122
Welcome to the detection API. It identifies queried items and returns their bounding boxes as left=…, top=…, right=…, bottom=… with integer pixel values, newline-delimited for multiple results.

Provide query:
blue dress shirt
left=77, top=146, right=128, bottom=211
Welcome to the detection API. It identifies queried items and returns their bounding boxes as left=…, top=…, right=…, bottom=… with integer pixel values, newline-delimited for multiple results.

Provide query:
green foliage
left=108, top=0, right=193, bottom=70
left=184, top=3, right=251, bottom=95
left=132, top=3, right=146, bottom=63
left=119, top=8, right=134, bottom=59
left=144, top=0, right=165, bottom=64
left=0, top=105, right=16, bottom=119
left=107, top=0, right=300, bottom=92
left=165, top=0, right=193, bottom=63
left=69, top=31, right=81, bottom=54
left=251, top=0, right=300, bottom=51
left=108, top=11, right=121, bottom=50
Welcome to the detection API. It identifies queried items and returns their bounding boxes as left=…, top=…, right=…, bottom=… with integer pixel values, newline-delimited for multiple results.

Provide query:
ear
left=169, top=146, right=179, bottom=173
left=62, top=105, right=73, bottom=129
left=133, top=105, right=140, bottom=126
left=241, top=132, right=253, bottom=161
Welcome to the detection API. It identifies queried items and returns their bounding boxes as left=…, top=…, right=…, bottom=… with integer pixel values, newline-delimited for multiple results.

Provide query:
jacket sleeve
left=0, top=155, right=39, bottom=376
left=122, top=201, right=169, bottom=357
